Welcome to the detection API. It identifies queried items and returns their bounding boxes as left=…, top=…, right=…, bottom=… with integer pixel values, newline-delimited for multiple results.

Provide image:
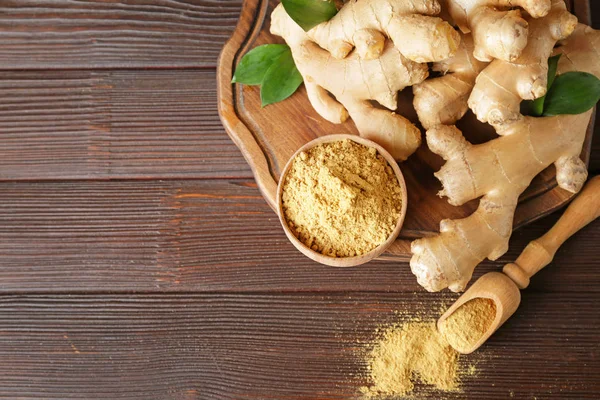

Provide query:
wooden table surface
left=0, top=1, right=599, bottom=399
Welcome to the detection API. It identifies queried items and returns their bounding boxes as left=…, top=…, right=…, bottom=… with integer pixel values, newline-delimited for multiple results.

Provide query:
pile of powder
left=281, top=139, right=402, bottom=257
left=439, top=297, right=497, bottom=353
left=361, top=321, right=460, bottom=397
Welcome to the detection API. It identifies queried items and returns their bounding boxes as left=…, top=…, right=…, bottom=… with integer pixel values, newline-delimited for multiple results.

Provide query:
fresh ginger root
left=413, top=33, right=487, bottom=129
left=306, top=0, right=461, bottom=62
left=414, top=0, right=576, bottom=130
left=557, top=24, right=600, bottom=77
left=469, top=0, right=577, bottom=128
left=442, top=0, right=551, bottom=62
left=271, top=4, right=430, bottom=160
left=412, top=115, right=590, bottom=292
left=410, top=23, right=599, bottom=292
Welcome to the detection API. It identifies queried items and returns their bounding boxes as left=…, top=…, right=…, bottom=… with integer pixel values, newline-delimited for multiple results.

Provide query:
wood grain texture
left=0, top=0, right=242, bottom=69
left=574, top=0, right=592, bottom=24
left=0, top=179, right=598, bottom=294
left=0, top=293, right=597, bottom=399
left=592, top=117, right=600, bottom=172
left=0, top=0, right=589, bottom=72
left=0, top=70, right=251, bottom=180
left=0, top=1, right=599, bottom=399
left=0, top=68, right=596, bottom=182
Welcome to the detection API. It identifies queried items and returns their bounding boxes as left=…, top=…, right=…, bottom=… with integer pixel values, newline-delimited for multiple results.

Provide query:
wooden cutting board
left=217, top=0, right=594, bottom=261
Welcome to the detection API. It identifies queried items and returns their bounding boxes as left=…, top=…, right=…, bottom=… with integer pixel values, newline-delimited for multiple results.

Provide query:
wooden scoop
left=438, top=175, right=600, bottom=354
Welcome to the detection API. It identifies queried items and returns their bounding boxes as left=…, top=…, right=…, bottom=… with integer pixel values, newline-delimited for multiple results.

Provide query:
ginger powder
left=281, top=139, right=402, bottom=257
left=439, top=297, right=497, bottom=353
left=362, top=321, right=459, bottom=397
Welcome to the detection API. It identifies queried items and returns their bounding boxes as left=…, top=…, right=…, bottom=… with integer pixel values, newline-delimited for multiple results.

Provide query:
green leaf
left=520, top=98, right=540, bottom=117
left=260, top=49, right=304, bottom=107
left=521, top=54, right=562, bottom=117
left=542, top=71, right=600, bottom=116
left=232, top=44, right=289, bottom=85
left=232, top=44, right=304, bottom=107
left=547, top=54, right=562, bottom=88
left=282, top=0, right=338, bottom=31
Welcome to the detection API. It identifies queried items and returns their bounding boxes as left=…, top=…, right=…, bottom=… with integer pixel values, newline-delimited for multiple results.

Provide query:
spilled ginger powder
left=362, top=321, right=459, bottom=397
left=439, top=297, right=497, bottom=353
left=362, top=299, right=497, bottom=398
left=281, top=139, right=402, bottom=257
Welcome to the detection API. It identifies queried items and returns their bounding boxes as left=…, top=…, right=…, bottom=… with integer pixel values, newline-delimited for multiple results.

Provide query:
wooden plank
left=0, top=67, right=594, bottom=184
left=592, top=116, right=600, bottom=172
left=0, top=293, right=597, bottom=399
left=0, top=0, right=595, bottom=72
left=591, top=1, right=600, bottom=27
left=0, top=179, right=598, bottom=293
left=573, top=0, right=592, bottom=25
left=0, top=0, right=242, bottom=69
left=0, top=67, right=596, bottom=182
left=0, top=70, right=251, bottom=180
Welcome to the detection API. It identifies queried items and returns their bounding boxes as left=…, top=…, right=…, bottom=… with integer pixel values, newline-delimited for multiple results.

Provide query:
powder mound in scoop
left=281, top=139, right=402, bottom=257
left=439, top=297, right=497, bottom=353
left=361, top=321, right=459, bottom=397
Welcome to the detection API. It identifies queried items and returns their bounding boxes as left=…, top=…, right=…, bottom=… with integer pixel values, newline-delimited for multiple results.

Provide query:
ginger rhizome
left=413, top=33, right=487, bottom=129
left=306, top=0, right=460, bottom=62
left=442, top=0, right=551, bottom=62
left=271, top=3, right=456, bottom=160
left=414, top=0, right=573, bottom=131
left=410, top=23, right=599, bottom=292
left=469, top=0, right=577, bottom=128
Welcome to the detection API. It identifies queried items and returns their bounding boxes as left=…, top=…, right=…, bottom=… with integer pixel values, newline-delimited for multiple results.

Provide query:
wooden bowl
left=276, top=134, right=408, bottom=267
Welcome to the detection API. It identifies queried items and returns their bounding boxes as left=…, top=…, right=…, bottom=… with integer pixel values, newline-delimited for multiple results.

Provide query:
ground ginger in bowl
left=277, top=135, right=407, bottom=267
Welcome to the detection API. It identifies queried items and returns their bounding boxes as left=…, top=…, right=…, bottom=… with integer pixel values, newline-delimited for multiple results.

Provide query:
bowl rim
left=276, top=134, right=408, bottom=267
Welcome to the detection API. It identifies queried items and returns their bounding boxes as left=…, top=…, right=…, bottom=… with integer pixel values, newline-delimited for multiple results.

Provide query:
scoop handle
left=504, top=176, right=600, bottom=289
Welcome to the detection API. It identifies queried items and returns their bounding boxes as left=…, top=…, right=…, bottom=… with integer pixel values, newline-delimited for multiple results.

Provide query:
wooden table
left=0, top=2, right=598, bottom=399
